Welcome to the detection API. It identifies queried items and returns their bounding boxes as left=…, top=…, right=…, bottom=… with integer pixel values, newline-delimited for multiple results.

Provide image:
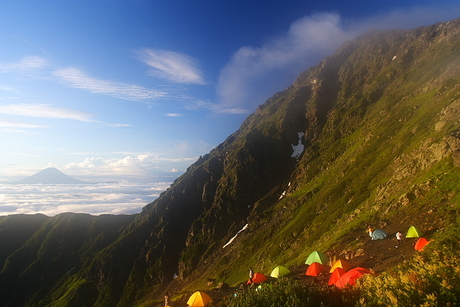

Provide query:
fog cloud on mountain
left=216, top=4, right=460, bottom=113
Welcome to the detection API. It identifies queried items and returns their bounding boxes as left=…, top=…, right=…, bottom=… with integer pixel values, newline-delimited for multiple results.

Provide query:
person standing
left=395, top=231, right=404, bottom=248
left=367, top=225, right=374, bottom=240
left=248, top=267, right=254, bottom=283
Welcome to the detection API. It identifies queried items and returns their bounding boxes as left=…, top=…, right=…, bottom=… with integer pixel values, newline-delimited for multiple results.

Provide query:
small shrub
left=356, top=246, right=460, bottom=306
left=219, top=279, right=359, bottom=307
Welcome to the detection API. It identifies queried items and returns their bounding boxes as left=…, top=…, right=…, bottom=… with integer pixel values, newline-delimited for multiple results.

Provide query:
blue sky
left=1, top=0, right=459, bottom=183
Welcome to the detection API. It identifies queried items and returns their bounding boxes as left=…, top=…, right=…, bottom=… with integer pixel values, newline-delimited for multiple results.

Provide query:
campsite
left=166, top=220, right=449, bottom=306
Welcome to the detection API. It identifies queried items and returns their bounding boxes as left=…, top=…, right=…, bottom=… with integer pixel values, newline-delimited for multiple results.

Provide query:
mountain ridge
left=0, top=18, right=460, bottom=306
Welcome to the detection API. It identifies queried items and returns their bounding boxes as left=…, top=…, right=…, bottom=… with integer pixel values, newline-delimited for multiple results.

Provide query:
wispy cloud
left=135, top=48, right=206, bottom=85
left=53, top=67, right=167, bottom=102
left=0, top=118, right=47, bottom=128
left=0, top=56, right=48, bottom=73
left=0, top=103, right=97, bottom=122
left=107, top=123, right=132, bottom=127
left=165, top=113, right=185, bottom=117
left=216, top=4, right=460, bottom=113
left=0, top=56, right=168, bottom=103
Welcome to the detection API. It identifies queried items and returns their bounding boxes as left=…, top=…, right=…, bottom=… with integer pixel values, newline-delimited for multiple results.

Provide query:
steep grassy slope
left=0, top=18, right=459, bottom=307
left=0, top=213, right=134, bottom=307
left=0, top=214, right=48, bottom=269
left=163, top=19, right=460, bottom=298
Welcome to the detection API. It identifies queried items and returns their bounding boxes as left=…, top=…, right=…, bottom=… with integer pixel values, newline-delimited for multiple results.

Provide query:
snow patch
left=223, top=224, right=248, bottom=248
left=291, top=132, right=305, bottom=160
left=279, top=191, right=286, bottom=200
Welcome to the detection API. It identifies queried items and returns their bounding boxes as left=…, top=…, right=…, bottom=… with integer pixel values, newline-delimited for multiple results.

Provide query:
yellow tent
left=187, top=291, right=213, bottom=307
left=406, top=226, right=423, bottom=238
left=270, top=265, right=290, bottom=278
left=329, top=259, right=351, bottom=273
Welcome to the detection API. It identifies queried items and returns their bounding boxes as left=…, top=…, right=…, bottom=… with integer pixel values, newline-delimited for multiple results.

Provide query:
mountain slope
left=84, top=18, right=460, bottom=305
left=0, top=213, right=135, bottom=306
left=0, top=18, right=459, bottom=306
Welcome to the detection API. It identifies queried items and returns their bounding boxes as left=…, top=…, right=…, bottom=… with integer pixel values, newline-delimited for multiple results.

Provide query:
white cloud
left=64, top=157, right=104, bottom=169
left=0, top=56, right=48, bottom=73
left=216, top=5, right=460, bottom=113
left=0, top=128, right=39, bottom=134
left=108, top=123, right=131, bottom=127
left=136, top=48, right=206, bottom=85
left=53, top=67, right=167, bottom=102
left=0, top=56, right=169, bottom=103
left=0, top=118, right=47, bottom=128
left=60, top=152, right=197, bottom=180
left=0, top=103, right=96, bottom=122
left=166, top=113, right=184, bottom=117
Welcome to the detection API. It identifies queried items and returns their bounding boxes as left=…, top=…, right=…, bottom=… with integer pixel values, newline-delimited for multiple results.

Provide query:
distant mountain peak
left=13, top=167, right=89, bottom=184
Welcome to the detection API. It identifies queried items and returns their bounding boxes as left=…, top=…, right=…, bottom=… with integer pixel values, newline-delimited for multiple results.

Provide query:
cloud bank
left=0, top=181, right=171, bottom=216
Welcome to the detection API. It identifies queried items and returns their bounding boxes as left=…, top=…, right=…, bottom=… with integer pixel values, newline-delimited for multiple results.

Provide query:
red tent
left=334, top=267, right=371, bottom=289
left=251, top=272, right=268, bottom=283
left=305, top=262, right=325, bottom=276
left=414, top=237, right=431, bottom=251
left=328, top=267, right=346, bottom=286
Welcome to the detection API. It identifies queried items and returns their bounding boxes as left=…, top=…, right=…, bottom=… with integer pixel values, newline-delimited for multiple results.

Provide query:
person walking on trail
left=164, top=292, right=171, bottom=306
left=395, top=231, right=404, bottom=248
left=367, top=225, right=374, bottom=240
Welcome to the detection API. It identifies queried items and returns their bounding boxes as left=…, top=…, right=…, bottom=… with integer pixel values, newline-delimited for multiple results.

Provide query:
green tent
left=406, top=226, right=423, bottom=238
left=270, top=266, right=290, bottom=278
left=305, top=251, right=329, bottom=265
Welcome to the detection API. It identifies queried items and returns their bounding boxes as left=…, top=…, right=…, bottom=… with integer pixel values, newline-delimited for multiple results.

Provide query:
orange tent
left=414, top=237, right=431, bottom=251
left=329, top=259, right=351, bottom=273
left=334, top=267, right=371, bottom=289
left=305, top=262, right=325, bottom=276
left=251, top=272, right=268, bottom=283
left=328, top=267, right=346, bottom=286
left=187, top=291, right=213, bottom=307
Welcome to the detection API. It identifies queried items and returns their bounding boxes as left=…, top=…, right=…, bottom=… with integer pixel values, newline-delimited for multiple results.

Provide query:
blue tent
left=371, top=229, right=387, bottom=240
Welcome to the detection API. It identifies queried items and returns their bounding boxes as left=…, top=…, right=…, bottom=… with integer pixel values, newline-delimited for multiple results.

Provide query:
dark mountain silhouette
left=1, top=18, right=460, bottom=306
left=12, top=167, right=89, bottom=184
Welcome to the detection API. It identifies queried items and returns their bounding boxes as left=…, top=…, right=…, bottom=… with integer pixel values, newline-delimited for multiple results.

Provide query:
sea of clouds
left=0, top=181, right=171, bottom=216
